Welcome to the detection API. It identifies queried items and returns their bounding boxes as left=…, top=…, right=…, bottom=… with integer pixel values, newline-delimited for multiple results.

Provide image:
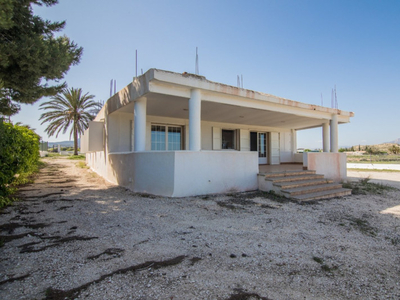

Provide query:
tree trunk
left=73, top=119, right=78, bottom=155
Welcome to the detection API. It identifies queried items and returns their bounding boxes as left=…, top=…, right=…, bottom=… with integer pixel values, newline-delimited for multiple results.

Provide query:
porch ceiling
left=117, top=92, right=335, bottom=130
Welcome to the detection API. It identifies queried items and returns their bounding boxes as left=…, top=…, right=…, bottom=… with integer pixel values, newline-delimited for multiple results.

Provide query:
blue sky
left=11, top=0, right=400, bottom=148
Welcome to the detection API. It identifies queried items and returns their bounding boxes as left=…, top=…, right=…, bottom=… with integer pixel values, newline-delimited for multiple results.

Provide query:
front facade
left=81, top=69, right=354, bottom=197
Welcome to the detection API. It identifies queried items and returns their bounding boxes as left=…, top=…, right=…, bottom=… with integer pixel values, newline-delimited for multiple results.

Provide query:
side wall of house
left=108, top=112, right=133, bottom=153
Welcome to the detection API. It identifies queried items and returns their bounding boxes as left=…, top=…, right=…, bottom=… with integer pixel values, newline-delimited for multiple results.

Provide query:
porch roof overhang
left=103, top=69, right=354, bottom=130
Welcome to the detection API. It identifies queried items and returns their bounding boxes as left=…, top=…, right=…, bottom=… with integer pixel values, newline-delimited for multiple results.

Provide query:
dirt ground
left=1, top=158, right=400, bottom=300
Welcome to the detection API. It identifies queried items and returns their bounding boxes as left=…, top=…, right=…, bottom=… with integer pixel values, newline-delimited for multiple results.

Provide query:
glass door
left=258, top=133, right=268, bottom=164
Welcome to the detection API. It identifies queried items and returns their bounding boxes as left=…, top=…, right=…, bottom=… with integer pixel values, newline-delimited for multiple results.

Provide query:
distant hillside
left=350, top=142, right=399, bottom=153
left=387, top=138, right=400, bottom=144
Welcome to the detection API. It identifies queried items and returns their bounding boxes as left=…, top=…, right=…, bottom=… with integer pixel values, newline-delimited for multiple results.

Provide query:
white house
left=81, top=69, right=354, bottom=198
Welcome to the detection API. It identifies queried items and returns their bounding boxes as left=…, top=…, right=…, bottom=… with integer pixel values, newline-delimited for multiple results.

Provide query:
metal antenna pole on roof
left=195, top=47, right=199, bottom=75
left=241, top=74, right=243, bottom=88
left=141, top=68, right=143, bottom=75
left=335, top=85, right=338, bottom=109
left=114, top=80, right=116, bottom=94
left=110, top=79, right=113, bottom=98
left=135, top=50, right=138, bottom=78
left=237, top=75, right=240, bottom=87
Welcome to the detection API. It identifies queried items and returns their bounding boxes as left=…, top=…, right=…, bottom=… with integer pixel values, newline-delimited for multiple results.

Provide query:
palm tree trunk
left=73, top=119, right=78, bottom=155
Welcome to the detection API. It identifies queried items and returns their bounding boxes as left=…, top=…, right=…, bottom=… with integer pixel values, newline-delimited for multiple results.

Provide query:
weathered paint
left=303, top=152, right=347, bottom=181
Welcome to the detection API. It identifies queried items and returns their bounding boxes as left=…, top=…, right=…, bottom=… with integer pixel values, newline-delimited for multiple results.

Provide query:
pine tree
left=0, top=0, right=82, bottom=116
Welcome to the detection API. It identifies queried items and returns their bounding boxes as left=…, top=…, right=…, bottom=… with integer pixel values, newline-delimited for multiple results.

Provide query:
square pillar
left=134, top=97, right=147, bottom=152
left=189, top=89, right=201, bottom=151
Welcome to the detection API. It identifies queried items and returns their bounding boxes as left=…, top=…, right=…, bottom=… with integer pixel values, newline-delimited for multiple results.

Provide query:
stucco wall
left=304, top=152, right=347, bottom=181
left=81, top=129, right=89, bottom=153
left=88, top=150, right=258, bottom=197
left=172, top=151, right=258, bottom=197
left=108, top=152, right=176, bottom=196
left=86, top=151, right=108, bottom=180
left=108, top=112, right=133, bottom=153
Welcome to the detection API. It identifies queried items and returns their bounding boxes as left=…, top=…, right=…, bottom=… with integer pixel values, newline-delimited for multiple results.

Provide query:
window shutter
left=269, top=132, right=280, bottom=165
left=212, top=127, right=221, bottom=150
left=239, top=129, right=250, bottom=151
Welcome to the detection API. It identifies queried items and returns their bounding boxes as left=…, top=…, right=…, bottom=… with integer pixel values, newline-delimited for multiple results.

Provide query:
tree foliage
left=0, top=0, right=83, bottom=116
left=0, top=120, right=40, bottom=206
left=39, top=87, right=100, bottom=155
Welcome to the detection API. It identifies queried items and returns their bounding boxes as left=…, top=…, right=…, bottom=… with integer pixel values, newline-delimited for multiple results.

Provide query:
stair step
left=292, top=188, right=352, bottom=202
left=265, top=174, right=324, bottom=183
left=263, top=170, right=316, bottom=178
left=274, top=178, right=333, bottom=189
left=282, top=183, right=343, bottom=196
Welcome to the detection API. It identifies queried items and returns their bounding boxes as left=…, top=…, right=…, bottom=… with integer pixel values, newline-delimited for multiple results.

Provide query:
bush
left=0, top=121, right=40, bottom=207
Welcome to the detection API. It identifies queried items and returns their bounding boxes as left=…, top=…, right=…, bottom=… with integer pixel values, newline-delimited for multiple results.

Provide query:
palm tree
left=39, top=87, right=100, bottom=155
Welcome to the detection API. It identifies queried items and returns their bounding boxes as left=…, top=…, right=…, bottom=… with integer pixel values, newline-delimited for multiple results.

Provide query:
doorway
left=250, top=132, right=268, bottom=164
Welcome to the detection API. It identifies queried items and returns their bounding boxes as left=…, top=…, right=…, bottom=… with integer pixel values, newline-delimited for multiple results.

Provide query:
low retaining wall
left=303, top=152, right=347, bottom=181
left=87, top=150, right=259, bottom=197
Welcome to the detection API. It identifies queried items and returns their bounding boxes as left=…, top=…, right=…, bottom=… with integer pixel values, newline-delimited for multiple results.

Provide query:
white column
left=290, top=129, right=297, bottom=162
left=290, top=129, right=296, bottom=153
left=330, top=114, right=338, bottom=153
left=322, top=122, right=330, bottom=152
left=134, top=97, right=147, bottom=152
left=189, top=89, right=201, bottom=151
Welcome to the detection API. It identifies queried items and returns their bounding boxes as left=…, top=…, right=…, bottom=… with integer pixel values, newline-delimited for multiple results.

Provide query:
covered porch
left=83, top=69, right=354, bottom=197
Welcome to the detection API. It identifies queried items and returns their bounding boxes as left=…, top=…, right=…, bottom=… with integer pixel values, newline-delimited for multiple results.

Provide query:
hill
left=350, top=142, right=399, bottom=154
left=387, top=138, right=400, bottom=144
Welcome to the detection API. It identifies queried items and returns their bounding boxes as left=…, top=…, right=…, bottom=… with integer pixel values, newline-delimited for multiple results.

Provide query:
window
left=151, top=125, right=182, bottom=150
left=168, top=126, right=182, bottom=150
left=222, top=130, right=235, bottom=149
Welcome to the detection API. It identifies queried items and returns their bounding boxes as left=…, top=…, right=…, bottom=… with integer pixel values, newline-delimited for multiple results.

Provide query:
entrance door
left=258, top=133, right=268, bottom=164
left=250, top=132, right=268, bottom=164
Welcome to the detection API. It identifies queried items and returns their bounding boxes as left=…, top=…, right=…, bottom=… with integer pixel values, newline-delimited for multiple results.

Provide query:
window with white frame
left=151, top=124, right=183, bottom=150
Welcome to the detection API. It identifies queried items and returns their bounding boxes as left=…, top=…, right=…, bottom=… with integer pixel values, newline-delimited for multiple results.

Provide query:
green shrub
left=0, top=121, right=40, bottom=207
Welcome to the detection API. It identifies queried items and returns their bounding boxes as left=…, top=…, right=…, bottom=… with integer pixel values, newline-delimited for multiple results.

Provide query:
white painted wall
left=88, top=150, right=258, bottom=197
left=108, top=112, right=133, bottom=153
left=81, top=129, right=89, bottom=153
left=86, top=151, right=108, bottom=179
left=88, top=121, right=104, bottom=151
left=173, top=151, right=258, bottom=196
left=304, top=152, right=347, bottom=181
left=81, top=122, right=104, bottom=153
left=108, top=152, right=176, bottom=196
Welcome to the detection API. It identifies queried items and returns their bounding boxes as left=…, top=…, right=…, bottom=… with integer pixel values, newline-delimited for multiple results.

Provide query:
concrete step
left=274, top=178, right=334, bottom=189
left=265, top=174, right=325, bottom=183
left=263, top=170, right=316, bottom=178
left=282, top=183, right=343, bottom=196
left=292, top=188, right=352, bottom=202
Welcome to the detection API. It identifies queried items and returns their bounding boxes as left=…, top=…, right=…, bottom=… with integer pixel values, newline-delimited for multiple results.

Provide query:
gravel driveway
left=1, top=157, right=400, bottom=300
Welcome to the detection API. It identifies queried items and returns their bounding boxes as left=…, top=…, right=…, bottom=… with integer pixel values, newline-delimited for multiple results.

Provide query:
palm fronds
left=39, top=87, right=101, bottom=155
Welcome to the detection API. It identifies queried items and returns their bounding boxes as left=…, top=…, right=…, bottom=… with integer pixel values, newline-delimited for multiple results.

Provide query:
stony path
left=1, top=158, right=400, bottom=299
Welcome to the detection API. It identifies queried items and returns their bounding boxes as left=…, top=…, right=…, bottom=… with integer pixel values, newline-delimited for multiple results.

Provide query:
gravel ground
left=1, top=158, right=400, bottom=300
